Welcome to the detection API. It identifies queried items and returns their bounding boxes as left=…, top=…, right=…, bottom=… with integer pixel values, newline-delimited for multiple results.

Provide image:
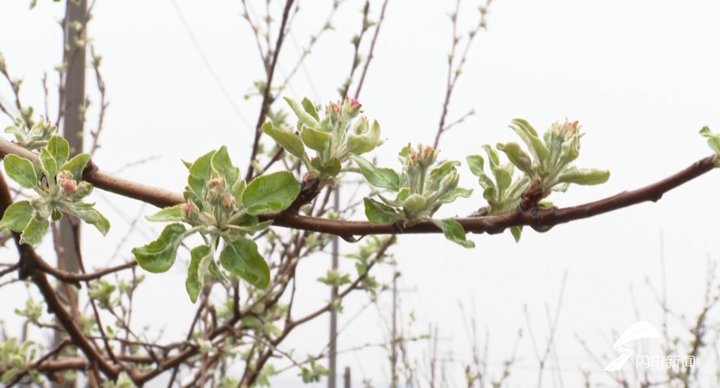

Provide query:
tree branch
left=0, top=137, right=716, bottom=239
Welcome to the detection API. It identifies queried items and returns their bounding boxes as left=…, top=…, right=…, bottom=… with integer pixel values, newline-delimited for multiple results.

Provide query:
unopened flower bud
left=207, top=177, right=226, bottom=190
left=552, top=119, right=580, bottom=140
left=207, top=177, right=226, bottom=205
left=343, top=97, right=362, bottom=118
left=403, top=144, right=437, bottom=169
left=61, top=180, right=77, bottom=195
left=221, top=193, right=235, bottom=209
left=182, top=201, right=200, bottom=222
left=57, top=170, right=77, bottom=195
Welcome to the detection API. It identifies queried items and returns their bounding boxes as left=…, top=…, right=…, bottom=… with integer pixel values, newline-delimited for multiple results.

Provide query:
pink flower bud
left=343, top=97, right=361, bottom=118
left=182, top=201, right=196, bottom=214
left=61, top=179, right=77, bottom=195
left=327, top=102, right=341, bottom=113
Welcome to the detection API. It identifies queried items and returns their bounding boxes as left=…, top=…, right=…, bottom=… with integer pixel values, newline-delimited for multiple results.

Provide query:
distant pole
left=55, top=1, right=86, bottom=386
left=343, top=366, right=351, bottom=388
left=328, top=187, right=340, bottom=388
left=391, top=271, right=400, bottom=388
left=60, top=0, right=86, bottom=272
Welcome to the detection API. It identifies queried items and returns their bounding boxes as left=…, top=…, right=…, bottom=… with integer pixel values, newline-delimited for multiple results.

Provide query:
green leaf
left=220, top=238, right=270, bottom=288
left=74, top=205, right=111, bottom=235
left=20, top=216, right=49, bottom=246
left=437, top=187, right=473, bottom=204
left=310, top=156, right=341, bottom=177
left=4, top=154, right=38, bottom=188
left=0, top=200, right=33, bottom=232
left=509, top=119, right=549, bottom=162
left=232, top=179, right=247, bottom=206
left=2, top=369, right=19, bottom=384
left=284, top=97, right=318, bottom=128
left=497, top=142, right=533, bottom=175
left=132, top=223, right=187, bottom=273
left=510, top=225, right=523, bottom=242
left=39, top=149, right=57, bottom=180
left=466, top=155, right=485, bottom=177
left=347, top=120, right=381, bottom=155
left=363, top=197, right=398, bottom=224
left=187, top=150, right=216, bottom=200
left=301, top=126, right=331, bottom=152
left=47, top=135, right=69, bottom=168
left=186, top=245, right=211, bottom=303
left=242, top=171, right=301, bottom=215
left=700, top=126, right=720, bottom=156
left=211, top=146, right=240, bottom=187
left=60, top=153, right=91, bottom=180
left=261, top=122, right=306, bottom=160
left=557, top=168, right=610, bottom=185
left=433, top=219, right=475, bottom=248
left=147, top=204, right=185, bottom=222
left=351, top=155, right=400, bottom=191
left=301, top=97, right=319, bottom=120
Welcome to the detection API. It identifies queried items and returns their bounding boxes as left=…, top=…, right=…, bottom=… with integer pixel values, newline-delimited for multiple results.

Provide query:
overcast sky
left=2, top=0, right=720, bottom=386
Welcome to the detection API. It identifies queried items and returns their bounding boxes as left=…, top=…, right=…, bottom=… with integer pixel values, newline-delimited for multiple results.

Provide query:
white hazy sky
left=2, top=1, right=720, bottom=387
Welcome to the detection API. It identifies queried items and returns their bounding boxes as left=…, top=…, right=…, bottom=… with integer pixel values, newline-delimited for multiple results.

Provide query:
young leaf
left=3, top=155, right=38, bottom=188
left=497, top=142, right=533, bottom=175
left=220, top=238, right=270, bottom=288
left=74, top=205, right=111, bottom=235
left=301, top=97, right=319, bottom=120
left=284, top=97, right=318, bottom=128
left=699, top=126, right=720, bottom=156
left=351, top=155, right=400, bottom=191
left=188, top=150, right=216, bottom=199
left=509, top=119, right=549, bottom=162
left=0, top=200, right=33, bottom=232
left=261, top=122, right=306, bottom=160
left=146, top=204, right=186, bottom=222
left=301, top=126, right=331, bottom=151
left=363, top=198, right=398, bottom=224
left=186, top=245, right=211, bottom=303
left=132, top=223, right=187, bottom=273
left=60, top=153, right=91, bottom=180
left=20, top=216, right=49, bottom=246
left=432, top=219, right=475, bottom=248
left=47, top=135, right=69, bottom=168
left=557, top=168, right=610, bottom=185
left=510, top=225, right=523, bottom=242
left=437, top=187, right=473, bottom=205
left=242, top=171, right=301, bottom=215
left=347, top=120, right=381, bottom=155
left=211, top=146, right=240, bottom=187
left=39, top=149, right=57, bottom=181
left=466, top=155, right=485, bottom=177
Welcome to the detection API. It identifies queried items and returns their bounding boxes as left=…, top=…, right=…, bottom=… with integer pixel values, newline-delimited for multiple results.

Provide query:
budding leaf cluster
left=700, top=126, right=720, bottom=166
left=263, top=97, right=382, bottom=181
left=354, top=144, right=475, bottom=248
left=4, top=118, right=55, bottom=151
left=468, top=118, right=610, bottom=241
left=0, top=134, right=108, bottom=246
left=132, top=146, right=301, bottom=303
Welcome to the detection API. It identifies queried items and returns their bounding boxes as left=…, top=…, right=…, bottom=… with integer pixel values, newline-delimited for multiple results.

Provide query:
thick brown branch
left=0, top=137, right=716, bottom=239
